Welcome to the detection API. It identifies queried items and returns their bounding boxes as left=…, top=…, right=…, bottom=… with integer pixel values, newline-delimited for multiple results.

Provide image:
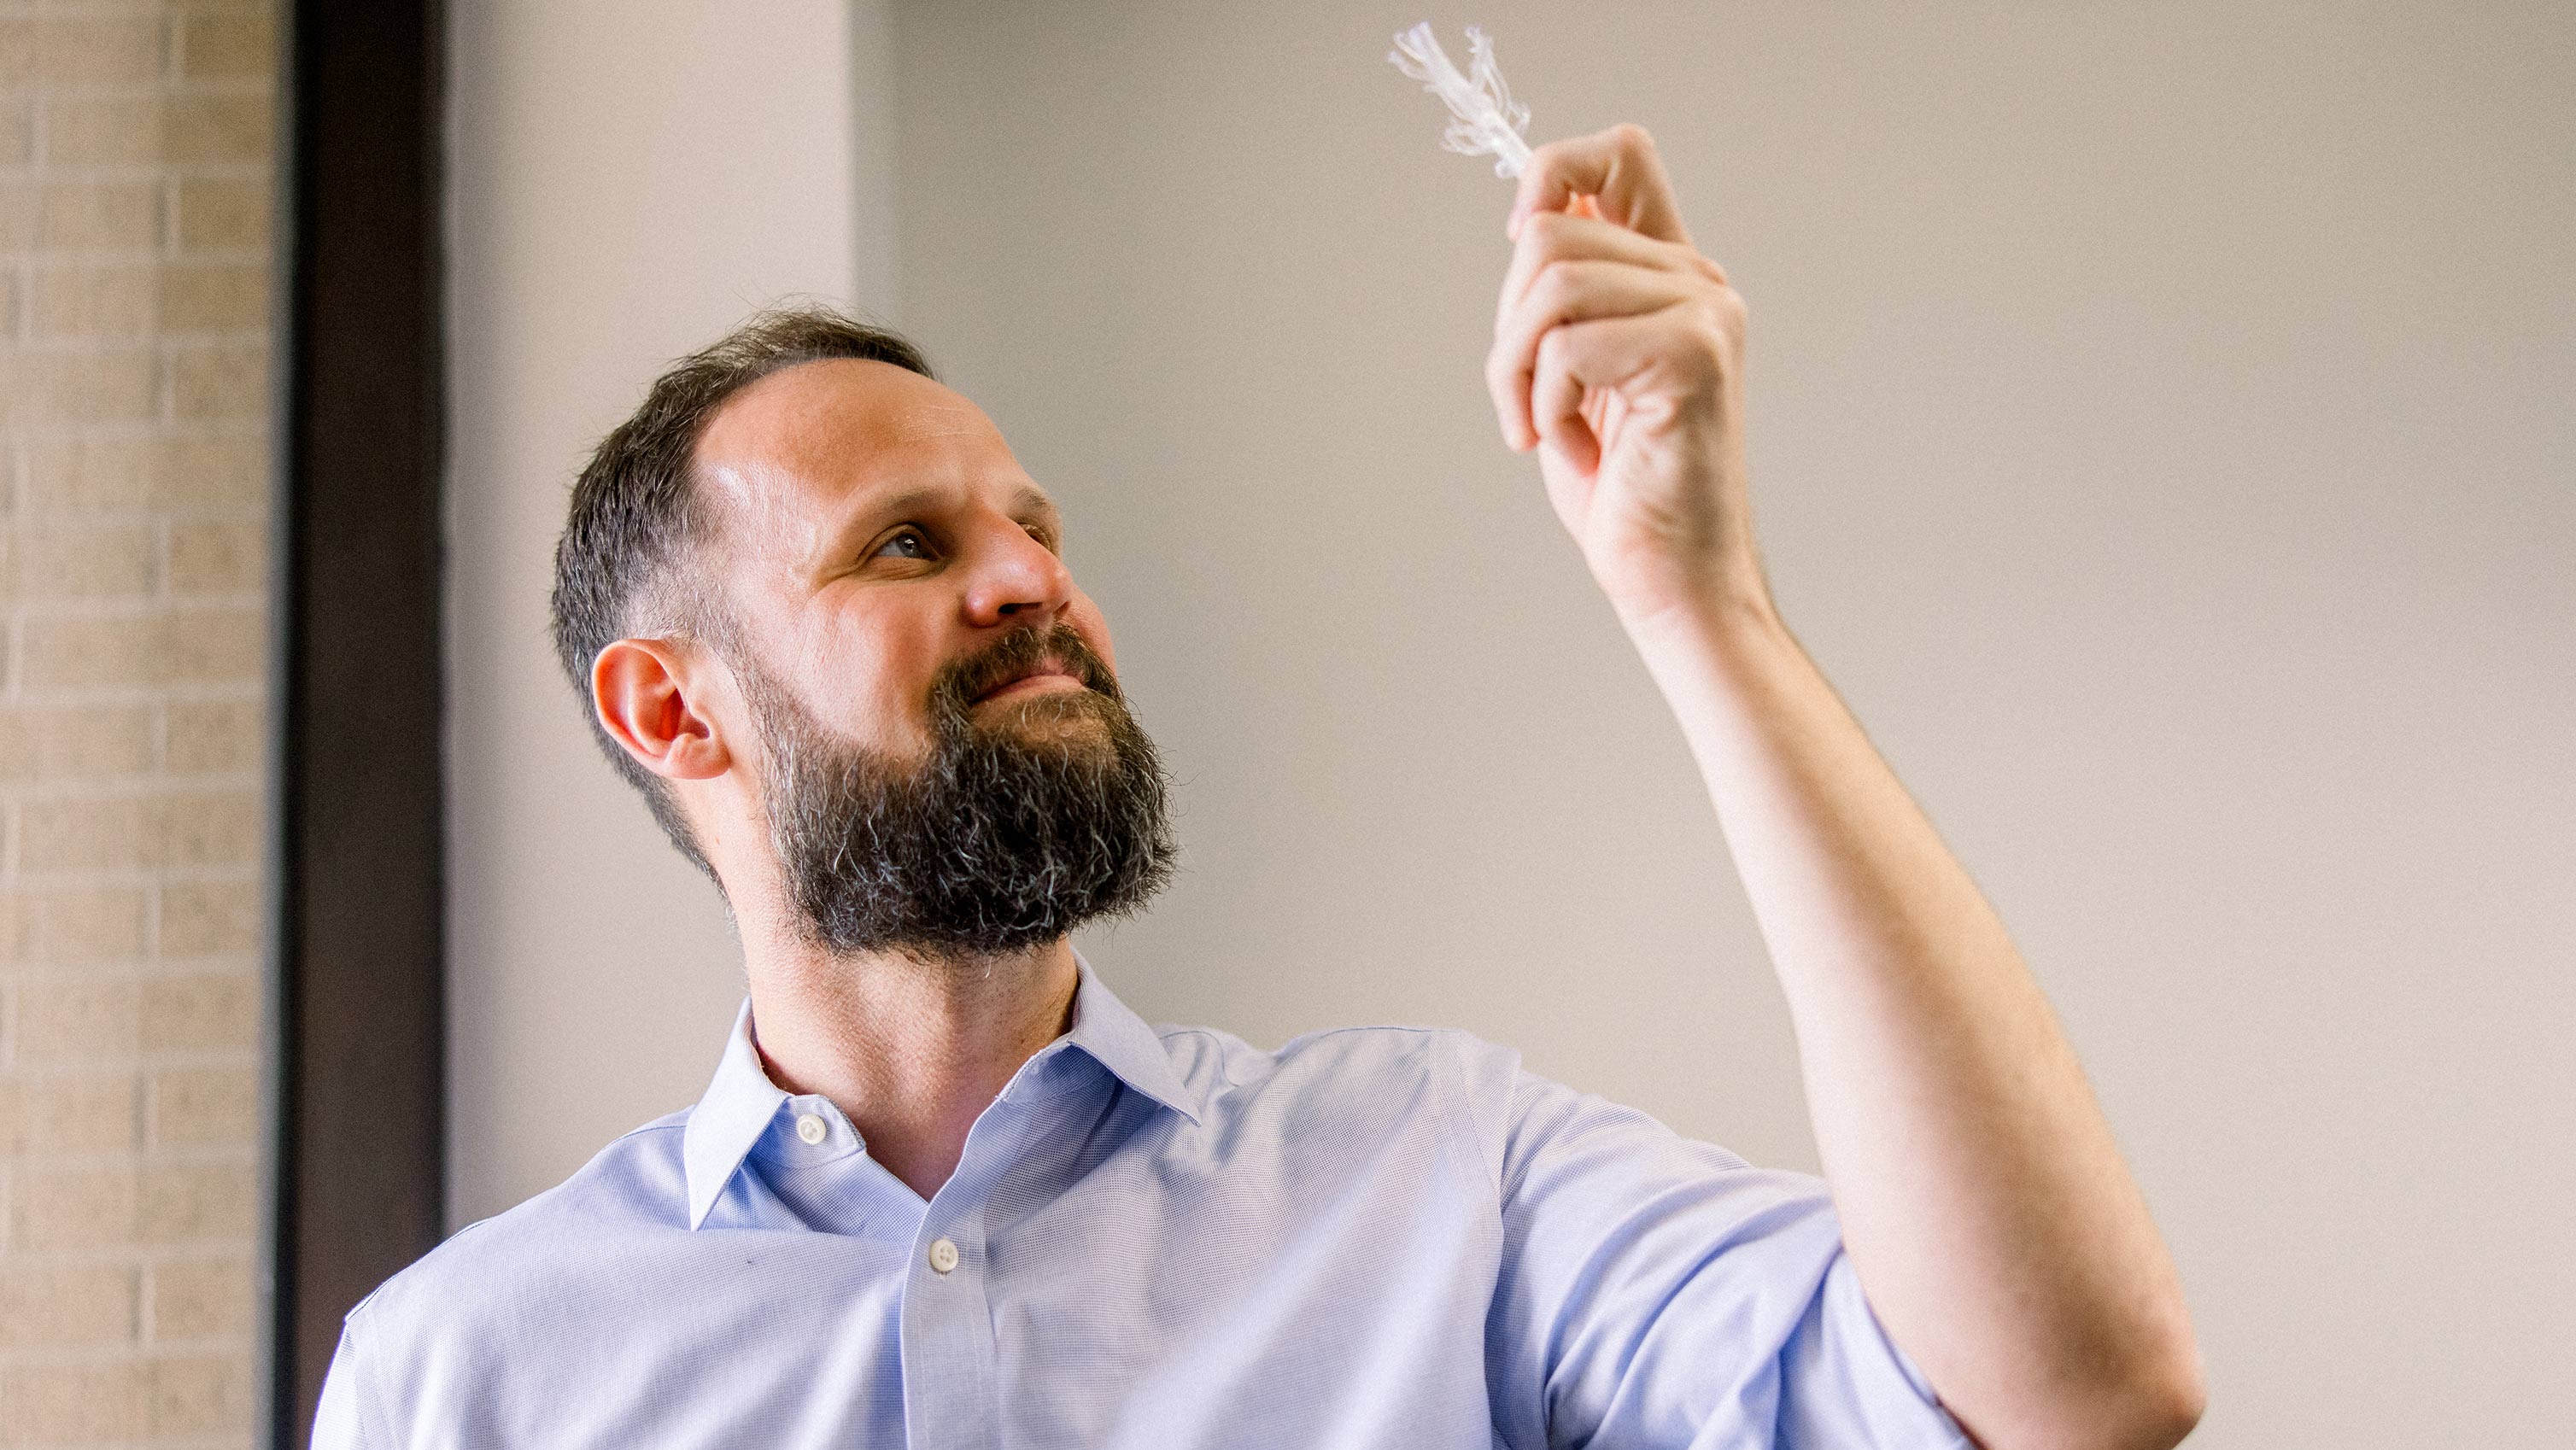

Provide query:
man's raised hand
left=1486, top=124, right=1765, bottom=629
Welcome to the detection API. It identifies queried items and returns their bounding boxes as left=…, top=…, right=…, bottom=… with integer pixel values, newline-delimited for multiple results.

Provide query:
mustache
left=933, top=621, right=1121, bottom=714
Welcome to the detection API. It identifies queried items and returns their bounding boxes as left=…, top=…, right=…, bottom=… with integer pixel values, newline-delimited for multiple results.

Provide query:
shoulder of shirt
left=1150, top=1019, right=1526, bottom=1139
left=341, top=1105, right=696, bottom=1337
left=1154, top=1017, right=1513, bottom=1079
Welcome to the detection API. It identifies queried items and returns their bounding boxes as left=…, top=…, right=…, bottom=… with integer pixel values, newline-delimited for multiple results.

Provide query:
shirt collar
left=680, top=947, right=1201, bottom=1231
left=1055, top=946, right=1205, bottom=1127
left=682, top=997, right=789, bottom=1230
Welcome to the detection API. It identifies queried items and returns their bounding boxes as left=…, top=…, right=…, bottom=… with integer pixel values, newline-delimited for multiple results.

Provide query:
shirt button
left=927, top=1237, right=960, bottom=1274
left=794, top=1113, right=827, bottom=1145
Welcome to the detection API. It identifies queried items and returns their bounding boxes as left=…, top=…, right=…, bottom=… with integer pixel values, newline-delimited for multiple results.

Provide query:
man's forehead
left=694, top=358, right=1031, bottom=520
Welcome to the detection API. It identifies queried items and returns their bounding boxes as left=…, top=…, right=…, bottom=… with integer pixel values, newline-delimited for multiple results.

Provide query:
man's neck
left=742, top=933, right=1080, bottom=1203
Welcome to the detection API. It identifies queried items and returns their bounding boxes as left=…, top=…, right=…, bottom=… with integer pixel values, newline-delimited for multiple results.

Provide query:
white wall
left=444, top=2, right=2574, bottom=1445
left=443, top=0, right=887, bottom=1226
left=892, top=3, right=2572, bottom=1447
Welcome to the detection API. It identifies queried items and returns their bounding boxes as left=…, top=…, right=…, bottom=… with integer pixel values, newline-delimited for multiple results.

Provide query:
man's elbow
left=2072, top=1334, right=2208, bottom=1450
left=1975, top=1330, right=2207, bottom=1450
left=2121, top=1342, right=2208, bottom=1450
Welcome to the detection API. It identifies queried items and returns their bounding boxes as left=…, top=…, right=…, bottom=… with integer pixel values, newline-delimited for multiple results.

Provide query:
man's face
left=694, top=358, right=1114, bottom=761
left=689, top=359, right=1174, bottom=955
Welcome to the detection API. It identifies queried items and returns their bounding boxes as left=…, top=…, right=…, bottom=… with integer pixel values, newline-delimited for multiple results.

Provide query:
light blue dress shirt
left=313, top=951, right=1969, bottom=1448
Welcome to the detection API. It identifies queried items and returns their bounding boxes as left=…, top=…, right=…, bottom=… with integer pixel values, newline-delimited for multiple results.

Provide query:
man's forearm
left=1620, top=582, right=2204, bottom=1450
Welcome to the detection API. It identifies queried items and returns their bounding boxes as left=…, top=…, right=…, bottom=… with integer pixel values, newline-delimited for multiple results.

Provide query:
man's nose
left=961, top=517, right=1074, bottom=629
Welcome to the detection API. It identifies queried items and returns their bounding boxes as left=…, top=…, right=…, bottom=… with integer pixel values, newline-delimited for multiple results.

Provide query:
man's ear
left=592, top=637, right=731, bottom=782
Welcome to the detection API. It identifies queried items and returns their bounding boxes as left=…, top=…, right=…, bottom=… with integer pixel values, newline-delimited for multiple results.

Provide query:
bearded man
left=313, top=127, right=2203, bottom=1450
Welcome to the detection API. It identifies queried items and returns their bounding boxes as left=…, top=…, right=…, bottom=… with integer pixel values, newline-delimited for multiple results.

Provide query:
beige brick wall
left=0, top=4, right=273, bottom=1445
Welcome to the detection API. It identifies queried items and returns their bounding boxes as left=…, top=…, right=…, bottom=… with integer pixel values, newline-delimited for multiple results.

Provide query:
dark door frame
left=261, top=2, right=448, bottom=1444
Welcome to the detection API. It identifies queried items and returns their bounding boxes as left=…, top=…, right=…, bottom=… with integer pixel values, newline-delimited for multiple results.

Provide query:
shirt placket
left=900, top=1081, right=1067, bottom=1450
left=899, top=1194, right=1001, bottom=1450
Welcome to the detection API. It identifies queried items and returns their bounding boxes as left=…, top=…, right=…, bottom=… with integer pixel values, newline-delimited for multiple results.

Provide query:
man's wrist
left=1611, top=564, right=1789, bottom=666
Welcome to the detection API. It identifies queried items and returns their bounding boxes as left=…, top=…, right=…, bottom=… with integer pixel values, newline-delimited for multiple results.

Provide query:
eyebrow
left=1010, top=484, right=1065, bottom=536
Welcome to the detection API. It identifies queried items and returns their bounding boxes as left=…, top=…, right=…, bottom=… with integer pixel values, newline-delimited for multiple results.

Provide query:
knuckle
left=1686, top=289, right=1742, bottom=335
left=1611, top=120, right=1656, bottom=153
left=1680, top=298, right=1742, bottom=373
left=1531, top=259, right=1578, bottom=309
left=1667, top=300, right=1714, bottom=347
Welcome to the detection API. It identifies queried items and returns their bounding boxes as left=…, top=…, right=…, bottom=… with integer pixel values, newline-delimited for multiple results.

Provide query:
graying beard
left=751, top=653, right=1177, bottom=961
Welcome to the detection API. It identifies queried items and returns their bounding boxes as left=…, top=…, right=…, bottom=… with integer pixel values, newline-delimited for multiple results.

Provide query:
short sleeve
left=1461, top=1043, right=1970, bottom=1450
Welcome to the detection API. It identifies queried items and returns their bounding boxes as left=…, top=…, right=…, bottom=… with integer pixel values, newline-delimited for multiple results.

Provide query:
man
left=315, top=126, right=2202, bottom=1448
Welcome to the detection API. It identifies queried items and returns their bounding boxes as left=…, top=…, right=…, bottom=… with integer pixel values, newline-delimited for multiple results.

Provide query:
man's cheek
left=1063, top=596, right=1113, bottom=665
